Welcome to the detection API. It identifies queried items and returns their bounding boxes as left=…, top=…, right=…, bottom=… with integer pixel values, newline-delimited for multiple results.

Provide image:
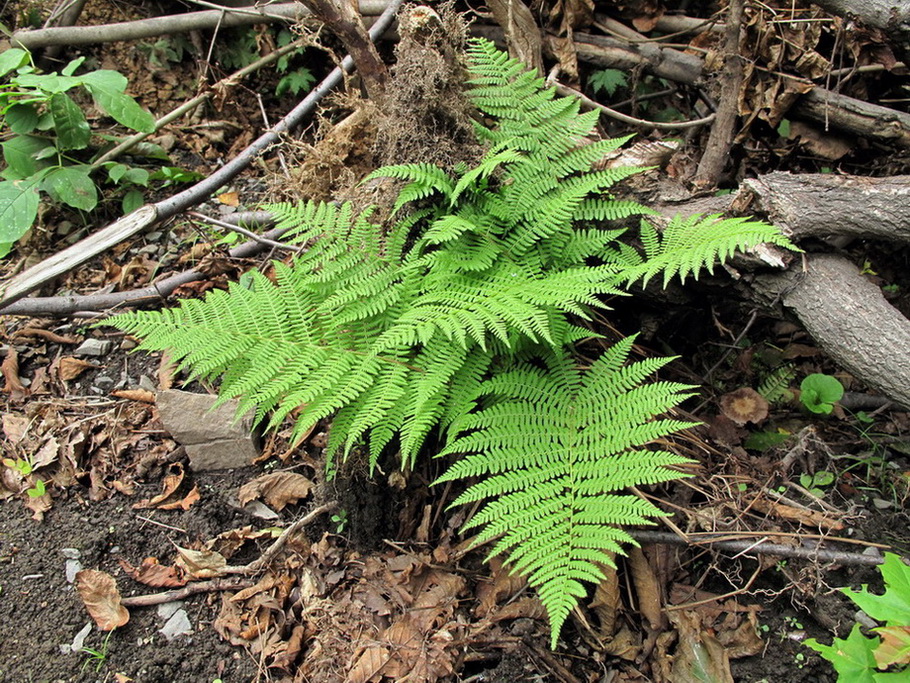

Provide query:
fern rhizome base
left=108, top=37, right=795, bottom=647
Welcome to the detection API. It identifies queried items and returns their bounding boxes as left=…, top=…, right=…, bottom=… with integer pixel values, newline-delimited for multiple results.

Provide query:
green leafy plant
left=2, top=456, right=46, bottom=498
left=800, top=373, right=845, bottom=414
left=0, top=47, right=156, bottom=255
left=805, top=553, right=910, bottom=681
left=80, top=629, right=115, bottom=674
left=588, top=68, right=627, bottom=97
left=800, top=470, right=835, bottom=498
left=107, top=38, right=795, bottom=646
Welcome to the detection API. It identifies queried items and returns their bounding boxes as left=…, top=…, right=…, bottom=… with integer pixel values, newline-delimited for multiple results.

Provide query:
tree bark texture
left=740, top=172, right=910, bottom=242
left=752, top=254, right=910, bottom=410
left=487, top=0, right=544, bottom=74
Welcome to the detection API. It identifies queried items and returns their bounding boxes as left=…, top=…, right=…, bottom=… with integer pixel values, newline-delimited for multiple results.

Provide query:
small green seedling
left=800, top=470, right=835, bottom=498
left=2, top=457, right=45, bottom=497
left=80, top=629, right=115, bottom=673
left=331, top=509, right=348, bottom=534
left=800, top=373, right=844, bottom=414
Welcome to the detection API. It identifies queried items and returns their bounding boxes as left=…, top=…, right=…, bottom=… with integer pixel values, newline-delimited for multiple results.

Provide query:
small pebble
left=65, top=559, right=82, bottom=584
left=61, top=548, right=81, bottom=560
left=157, top=601, right=184, bottom=620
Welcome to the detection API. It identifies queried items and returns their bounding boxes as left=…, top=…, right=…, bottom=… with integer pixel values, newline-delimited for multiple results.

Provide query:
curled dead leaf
left=238, top=471, right=313, bottom=511
left=111, top=389, right=156, bottom=403
left=1, top=347, right=29, bottom=402
left=175, top=545, right=227, bottom=579
left=75, top=569, right=130, bottom=631
left=132, top=462, right=185, bottom=509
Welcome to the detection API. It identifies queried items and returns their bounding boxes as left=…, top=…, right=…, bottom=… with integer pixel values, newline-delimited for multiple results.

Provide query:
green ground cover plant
left=0, top=47, right=157, bottom=255
left=108, top=38, right=795, bottom=646
left=806, top=553, right=910, bottom=681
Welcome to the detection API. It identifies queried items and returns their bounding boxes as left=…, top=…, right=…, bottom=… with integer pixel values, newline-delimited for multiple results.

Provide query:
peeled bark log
left=752, top=254, right=910, bottom=410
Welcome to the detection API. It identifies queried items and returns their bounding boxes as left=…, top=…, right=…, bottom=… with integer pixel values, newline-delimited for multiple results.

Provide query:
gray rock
left=156, top=389, right=259, bottom=470
left=65, top=559, right=82, bottom=584
left=74, top=338, right=113, bottom=357
left=159, top=609, right=192, bottom=641
left=157, top=601, right=184, bottom=620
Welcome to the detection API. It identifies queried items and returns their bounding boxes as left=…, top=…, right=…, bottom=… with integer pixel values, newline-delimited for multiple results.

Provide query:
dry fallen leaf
left=158, top=483, right=200, bottom=511
left=175, top=546, right=228, bottom=578
left=118, top=557, right=188, bottom=588
left=238, top=471, right=313, bottom=511
left=2, top=414, right=29, bottom=443
left=111, top=389, right=156, bottom=403
left=58, top=356, right=97, bottom=381
left=217, top=191, right=240, bottom=206
left=75, top=569, right=130, bottom=631
left=1, top=347, right=29, bottom=402
left=132, top=462, right=185, bottom=509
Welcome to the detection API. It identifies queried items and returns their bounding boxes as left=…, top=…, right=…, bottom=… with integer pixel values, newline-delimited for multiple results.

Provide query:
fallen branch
left=11, top=1, right=392, bottom=50
left=121, top=577, right=253, bottom=607
left=0, top=212, right=276, bottom=317
left=693, top=0, right=744, bottom=188
left=0, top=0, right=405, bottom=310
left=93, top=34, right=313, bottom=167
left=739, top=172, right=910, bottom=243
left=813, top=0, right=910, bottom=50
left=630, top=530, right=888, bottom=566
left=568, top=30, right=910, bottom=148
left=223, top=501, right=338, bottom=576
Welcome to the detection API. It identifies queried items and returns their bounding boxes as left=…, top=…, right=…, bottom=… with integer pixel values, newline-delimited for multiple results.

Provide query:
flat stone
left=74, top=338, right=113, bottom=357
left=156, top=389, right=258, bottom=470
left=159, top=609, right=192, bottom=641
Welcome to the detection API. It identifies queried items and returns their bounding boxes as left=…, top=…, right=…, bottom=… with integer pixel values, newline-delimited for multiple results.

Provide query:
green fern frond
left=365, top=163, right=456, bottom=214
left=436, top=339, right=695, bottom=647
left=621, top=214, right=799, bottom=287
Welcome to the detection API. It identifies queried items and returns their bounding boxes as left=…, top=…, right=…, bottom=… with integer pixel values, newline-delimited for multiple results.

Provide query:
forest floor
left=2, top=1, right=910, bottom=682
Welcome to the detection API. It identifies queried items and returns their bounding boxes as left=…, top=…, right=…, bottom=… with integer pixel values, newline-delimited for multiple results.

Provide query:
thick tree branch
left=740, top=172, right=910, bottom=243
left=566, top=31, right=910, bottom=148
left=813, top=0, right=910, bottom=49
left=11, top=1, right=391, bottom=50
left=693, top=0, right=744, bottom=188
left=298, top=0, right=388, bottom=101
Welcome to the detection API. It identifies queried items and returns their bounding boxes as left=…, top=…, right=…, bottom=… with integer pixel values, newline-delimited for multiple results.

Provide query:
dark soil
left=0, top=470, right=261, bottom=683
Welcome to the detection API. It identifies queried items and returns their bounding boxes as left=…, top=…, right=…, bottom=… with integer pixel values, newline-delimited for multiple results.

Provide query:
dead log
left=812, top=0, right=910, bottom=49
left=751, top=253, right=910, bottom=410
left=739, top=172, right=910, bottom=243
left=10, top=2, right=392, bottom=50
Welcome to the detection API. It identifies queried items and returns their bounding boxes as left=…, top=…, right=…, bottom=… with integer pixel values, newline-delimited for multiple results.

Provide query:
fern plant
left=108, top=38, right=795, bottom=647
